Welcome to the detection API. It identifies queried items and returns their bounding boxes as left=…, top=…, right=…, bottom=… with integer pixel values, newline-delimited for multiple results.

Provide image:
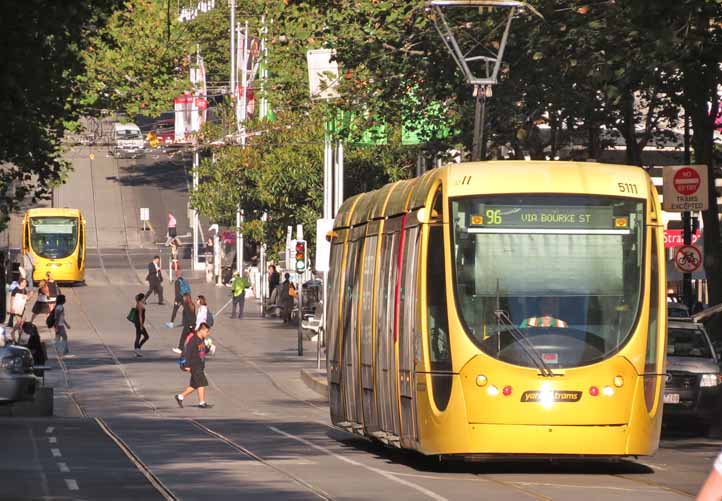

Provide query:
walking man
left=166, top=271, right=190, bottom=328
left=174, top=322, right=211, bottom=409
left=231, top=271, right=250, bottom=319
left=165, top=212, right=177, bottom=246
left=145, top=256, right=164, bottom=305
left=54, top=294, right=72, bottom=357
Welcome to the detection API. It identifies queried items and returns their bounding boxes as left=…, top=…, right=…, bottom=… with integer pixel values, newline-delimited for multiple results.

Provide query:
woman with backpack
left=132, top=293, right=149, bottom=357
left=173, top=293, right=195, bottom=354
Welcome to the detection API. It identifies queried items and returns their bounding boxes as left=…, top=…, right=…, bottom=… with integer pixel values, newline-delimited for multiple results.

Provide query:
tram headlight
left=613, top=376, right=624, bottom=388
left=700, top=374, right=722, bottom=387
left=603, top=386, right=615, bottom=397
left=487, top=385, right=499, bottom=396
left=475, top=375, right=488, bottom=387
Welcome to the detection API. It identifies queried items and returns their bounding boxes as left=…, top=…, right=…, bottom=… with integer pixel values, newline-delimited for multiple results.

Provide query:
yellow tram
left=22, top=208, right=86, bottom=284
left=326, top=161, right=666, bottom=457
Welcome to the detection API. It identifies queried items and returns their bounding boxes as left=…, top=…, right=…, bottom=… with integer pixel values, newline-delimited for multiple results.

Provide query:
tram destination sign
left=470, top=205, right=619, bottom=230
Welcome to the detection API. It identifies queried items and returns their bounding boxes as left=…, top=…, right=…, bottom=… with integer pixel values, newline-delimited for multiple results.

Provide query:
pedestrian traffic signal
left=295, top=240, right=307, bottom=272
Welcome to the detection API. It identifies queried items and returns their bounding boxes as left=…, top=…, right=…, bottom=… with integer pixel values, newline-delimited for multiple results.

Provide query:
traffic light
left=295, top=240, right=307, bottom=272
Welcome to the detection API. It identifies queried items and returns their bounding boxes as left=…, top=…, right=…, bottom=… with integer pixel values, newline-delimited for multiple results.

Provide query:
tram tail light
left=589, top=386, right=599, bottom=397
left=502, top=386, right=513, bottom=397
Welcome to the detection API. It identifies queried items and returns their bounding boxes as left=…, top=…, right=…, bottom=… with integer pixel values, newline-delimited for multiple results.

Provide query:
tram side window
left=645, top=233, right=659, bottom=373
left=427, top=226, right=451, bottom=372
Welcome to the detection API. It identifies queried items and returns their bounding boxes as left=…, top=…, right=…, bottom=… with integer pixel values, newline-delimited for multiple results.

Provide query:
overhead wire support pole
left=428, top=0, right=542, bottom=160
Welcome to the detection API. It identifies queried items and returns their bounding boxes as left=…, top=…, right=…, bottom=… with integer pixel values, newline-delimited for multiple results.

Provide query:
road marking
left=268, top=426, right=448, bottom=501
left=57, top=462, right=70, bottom=473
left=45, top=427, right=54, bottom=434
left=49, top=437, right=57, bottom=444
left=64, top=479, right=79, bottom=491
left=511, top=481, right=672, bottom=493
left=51, top=448, right=62, bottom=457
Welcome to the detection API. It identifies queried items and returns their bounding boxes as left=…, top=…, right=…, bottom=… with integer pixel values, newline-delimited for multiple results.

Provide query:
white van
left=111, top=122, right=145, bottom=157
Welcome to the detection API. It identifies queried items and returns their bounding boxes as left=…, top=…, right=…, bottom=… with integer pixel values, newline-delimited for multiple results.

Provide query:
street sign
left=663, top=165, right=709, bottom=211
left=315, top=218, right=334, bottom=272
left=664, top=229, right=701, bottom=248
left=306, top=49, right=340, bottom=101
left=674, top=245, right=702, bottom=273
left=140, top=208, right=149, bottom=221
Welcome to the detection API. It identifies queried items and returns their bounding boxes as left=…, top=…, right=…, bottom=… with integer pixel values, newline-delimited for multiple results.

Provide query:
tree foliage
left=0, top=0, right=120, bottom=229
left=79, top=0, right=192, bottom=117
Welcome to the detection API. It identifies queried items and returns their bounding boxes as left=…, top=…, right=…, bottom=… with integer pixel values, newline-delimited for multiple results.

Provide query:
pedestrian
left=30, top=280, right=51, bottom=324
left=278, top=273, right=295, bottom=324
left=145, top=255, right=164, bottom=305
left=173, top=293, right=195, bottom=354
left=54, top=294, right=72, bottom=358
left=268, top=264, right=280, bottom=297
left=23, top=323, right=46, bottom=367
left=204, top=237, right=214, bottom=283
left=23, top=250, right=35, bottom=288
left=697, top=449, right=722, bottom=501
left=195, top=295, right=208, bottom=330
left=166, top=271, right=191, bottom=328
left=231, top=271, right=250, bottom=319
left=8, top=279, right=32, bottom=340
left=46, top=271, right=59, bottom=311
left=165, top=212, right=177, bottom=246
left=169, top=237, right=181, bottom=279
left=132, top=293, right=149, bottom=357
left=174, top=322, right=212, bottom=409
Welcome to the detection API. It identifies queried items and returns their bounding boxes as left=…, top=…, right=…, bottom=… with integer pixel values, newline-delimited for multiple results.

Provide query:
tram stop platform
left=300, top=368, right=328, bottom=399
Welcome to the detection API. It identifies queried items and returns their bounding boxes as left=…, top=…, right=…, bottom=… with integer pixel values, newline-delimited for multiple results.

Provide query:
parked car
left=664, top=320, right=722, bottom=431
left=667, top=302, right=690, bottom=319
left=0, top=342, right=38, bottom=403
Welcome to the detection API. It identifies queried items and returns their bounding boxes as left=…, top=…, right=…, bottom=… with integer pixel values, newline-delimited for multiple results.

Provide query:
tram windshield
left=451, top=195, right=645, bottom=369
left=30, top=217, right=79, bottom=259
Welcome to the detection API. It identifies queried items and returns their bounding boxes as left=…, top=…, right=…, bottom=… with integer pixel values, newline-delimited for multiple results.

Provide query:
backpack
left=178, top=277, right=191, bottom=296
left=205, top=309, right=214, bottom=327
left=45, top=309, right=56, bottom=328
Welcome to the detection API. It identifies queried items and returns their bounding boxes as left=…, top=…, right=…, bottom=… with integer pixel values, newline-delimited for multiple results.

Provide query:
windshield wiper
left=494, top=309, right=558, bottom=377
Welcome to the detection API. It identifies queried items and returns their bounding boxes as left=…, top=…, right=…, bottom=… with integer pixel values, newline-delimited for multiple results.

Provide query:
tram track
left=57, top=271, right=336, bottom=500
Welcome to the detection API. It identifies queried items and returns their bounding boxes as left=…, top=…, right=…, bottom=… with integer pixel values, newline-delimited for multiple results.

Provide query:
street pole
left=229, top=0, right=235, bottom=106
left=192, top=148, right=199, bottom=270
left=297, top=224, right=304, bottom=356
left=334, top=140, right=344, bottom=214
left=683, top=112, right=693, bottom=308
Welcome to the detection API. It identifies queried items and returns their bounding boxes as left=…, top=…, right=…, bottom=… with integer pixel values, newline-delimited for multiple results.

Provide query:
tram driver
left=520, top=296, right=568, bottom=328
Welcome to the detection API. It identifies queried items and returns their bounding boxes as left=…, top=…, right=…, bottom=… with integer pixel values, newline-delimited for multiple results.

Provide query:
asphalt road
left=0, top=148, right=720, bottom=500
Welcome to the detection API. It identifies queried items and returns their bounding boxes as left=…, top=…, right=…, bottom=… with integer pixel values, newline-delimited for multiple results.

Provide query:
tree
left=79, top=0, right=192, bottom=118
left=0, top=1, right=121, bottom=229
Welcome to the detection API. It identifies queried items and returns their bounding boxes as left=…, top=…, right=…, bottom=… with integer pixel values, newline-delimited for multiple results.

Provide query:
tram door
left=398, top=221, right=420, bottom=447
left=342, top=234, right=364, bottom=426
left=327, top=241, right=346, bottom=423
left=360, top=227, right=380, bottom=431
left=375, top=217, right=402, bottom=438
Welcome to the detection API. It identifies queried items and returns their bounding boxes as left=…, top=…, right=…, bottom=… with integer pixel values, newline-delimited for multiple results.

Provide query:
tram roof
left=442, top=160, right=652, bottom=199
left=333, top=160, right=652, bottom=230
left=25, top=208, right=83, bottom=218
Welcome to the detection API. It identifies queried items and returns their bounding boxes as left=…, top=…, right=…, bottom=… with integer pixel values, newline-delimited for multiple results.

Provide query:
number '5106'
left=617, top=182, right=638, bottom=194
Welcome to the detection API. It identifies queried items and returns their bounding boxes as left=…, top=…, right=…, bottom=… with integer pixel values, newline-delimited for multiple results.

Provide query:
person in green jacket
left=231, top=271, right=251, bottom=319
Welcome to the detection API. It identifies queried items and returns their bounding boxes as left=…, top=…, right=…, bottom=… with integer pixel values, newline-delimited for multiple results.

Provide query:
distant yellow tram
left=22, top=208, right=86, bottom=284
left=326, top=161, right=666, bottom=457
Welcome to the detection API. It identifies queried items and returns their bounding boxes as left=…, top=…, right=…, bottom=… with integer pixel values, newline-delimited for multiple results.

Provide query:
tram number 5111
left=617, top=182, right=639, bottom=194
